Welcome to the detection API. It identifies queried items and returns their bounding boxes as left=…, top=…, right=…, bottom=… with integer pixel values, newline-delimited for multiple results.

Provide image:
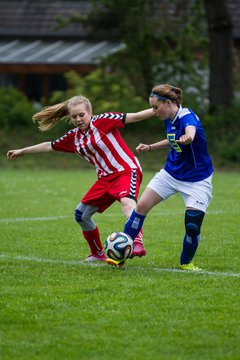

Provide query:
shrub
left=203, top=100, right=240, bottom=165
left=49, top=69, right=147, bottom=113
left=0, top=87, right=35, bottom=130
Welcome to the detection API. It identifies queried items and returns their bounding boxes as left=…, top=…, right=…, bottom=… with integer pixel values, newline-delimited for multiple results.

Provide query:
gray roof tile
left=0, top=0, right=239, bottom=39
left=0, top=0, right=92, bottom=38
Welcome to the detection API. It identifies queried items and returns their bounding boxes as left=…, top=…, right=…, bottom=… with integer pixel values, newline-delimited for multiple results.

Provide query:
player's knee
left=136, top=201, right=148, bottom=216
left=185, top=209, right=205, bottom=237
left=75, top=208, right=92, bottom=224
left=121, top=198, right=136, bottom=217
left=186, top=222, right=199, bottom=237
left=75, top=208, right=83, bottom=224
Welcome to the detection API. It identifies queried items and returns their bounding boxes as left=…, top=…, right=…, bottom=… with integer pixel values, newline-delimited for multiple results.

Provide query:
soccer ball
left=104, top=232, right=133, bottom=261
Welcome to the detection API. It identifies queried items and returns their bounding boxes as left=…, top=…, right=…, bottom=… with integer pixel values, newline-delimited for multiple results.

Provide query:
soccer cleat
left=106, top=258, right=125, bottom=269
left=180, top=262, right=202, bottom=271
left=130, top=241, right=146, bottom=258
left=84, top=254, right=107, bottom=262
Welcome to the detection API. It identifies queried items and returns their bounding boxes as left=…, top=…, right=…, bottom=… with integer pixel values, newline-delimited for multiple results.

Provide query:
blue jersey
left=164, top=106, right=213, bottom=182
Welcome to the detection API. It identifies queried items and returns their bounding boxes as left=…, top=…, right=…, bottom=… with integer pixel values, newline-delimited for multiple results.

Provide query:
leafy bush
left=203, top=100, right=240, bottom=165
left=0, top=87, right=36, bottom=130
left=49, top=68, right=161, bottom=134
left=48, top=69, right=240, bottom=167
left=49, top=68, right=147, bottom=114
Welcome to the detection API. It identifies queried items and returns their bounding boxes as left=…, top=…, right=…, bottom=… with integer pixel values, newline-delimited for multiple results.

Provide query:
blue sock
left=180, top=209, right=205, bottom=265
left=180, top=234, right=201, bottom=265
left=124, top=210, right=146, bottom=241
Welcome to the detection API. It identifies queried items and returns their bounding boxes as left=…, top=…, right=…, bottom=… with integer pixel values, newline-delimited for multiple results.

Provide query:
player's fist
left=136, top=143, right=150, bottom=154
left=7, top=149, right=22, bottom=160
left=176, top=135, right=193, bottom=145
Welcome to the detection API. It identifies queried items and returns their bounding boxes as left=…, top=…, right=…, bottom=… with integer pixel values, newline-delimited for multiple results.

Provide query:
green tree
left=49, top=69, right=146, bottom=113
left=88, top=0, right=208, bottom=102
left=57, top=0, right=208, bottom=106
left=203, top=0, right=234, bottom=111
left=0, top=87, right=36, bottom=130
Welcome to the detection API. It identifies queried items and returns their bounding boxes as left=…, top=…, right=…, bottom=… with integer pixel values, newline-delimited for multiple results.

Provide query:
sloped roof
left=0, top=0, right=239, bottom=40
left=0, top=0, right=92, bottom=39
left=0, top=0, right=239, bottom=69
left=0, top=1, right=125, bottom=66
left=0, top=39, right=124, bottom=64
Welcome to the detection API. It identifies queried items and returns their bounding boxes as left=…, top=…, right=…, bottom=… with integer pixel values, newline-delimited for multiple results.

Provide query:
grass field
left=1, top=169, right=240, bottom=360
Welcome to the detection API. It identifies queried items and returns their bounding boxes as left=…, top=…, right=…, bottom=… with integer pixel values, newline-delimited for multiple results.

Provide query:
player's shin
left=82, top=227, right=105, bottom=257
left=180, top=209, right=205, bottom=265
left=124, top=210, right=146, bottom=241
left=75, top=205, right=105, bottom=257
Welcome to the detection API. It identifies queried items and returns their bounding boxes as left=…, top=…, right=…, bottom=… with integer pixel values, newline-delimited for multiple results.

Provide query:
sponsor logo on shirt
left=167, top=133, right=182, bottom=152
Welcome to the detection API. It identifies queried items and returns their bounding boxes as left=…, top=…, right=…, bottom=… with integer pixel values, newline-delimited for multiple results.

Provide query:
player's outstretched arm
left=136, top=139, right=170, bottom=154
left=136, top=143, right=152, bottom=153
left=176, top=125, right=196, bottom=145
left=7, top=142, right=53, bottom=160
left=125, top=109, right=154, bottom=124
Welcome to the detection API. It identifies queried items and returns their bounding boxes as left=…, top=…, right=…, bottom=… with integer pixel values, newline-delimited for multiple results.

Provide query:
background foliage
left=1, top=0, right=240, bottom=169
left=1, top=72, right=240, bottom=169
left=0, top=87, right=36, bottom=130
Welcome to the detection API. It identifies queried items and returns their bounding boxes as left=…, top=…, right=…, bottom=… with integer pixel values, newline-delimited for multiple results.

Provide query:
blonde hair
left=32, top=95, right=92, bottom=131
left=151, top=84, right=183, bottom=105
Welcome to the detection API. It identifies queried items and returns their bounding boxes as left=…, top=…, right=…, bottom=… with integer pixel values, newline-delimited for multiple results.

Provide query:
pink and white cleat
left=131, top=241, right=146, bottom=258
left=84, top=253, right=107, bottom=262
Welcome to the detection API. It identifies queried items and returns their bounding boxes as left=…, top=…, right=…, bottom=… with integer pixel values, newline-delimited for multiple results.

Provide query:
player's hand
left=7, top=149, right=23, bottom=160
left=136, top=143, right=150, bottom=154
left=176, top=134, right=193, bottom=145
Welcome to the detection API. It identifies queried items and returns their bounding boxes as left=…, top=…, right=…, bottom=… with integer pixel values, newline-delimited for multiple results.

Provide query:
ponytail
left=33, top=95, right=92, bottom=131
left=32, top=101, right=69, bottom=131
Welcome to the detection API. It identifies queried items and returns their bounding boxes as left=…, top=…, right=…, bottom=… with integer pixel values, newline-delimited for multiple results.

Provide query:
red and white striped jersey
left=51, top=112, right=142, bottom=178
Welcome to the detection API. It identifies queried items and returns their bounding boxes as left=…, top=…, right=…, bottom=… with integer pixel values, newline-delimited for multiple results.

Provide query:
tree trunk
left=203, top=0, right=233, bottom=111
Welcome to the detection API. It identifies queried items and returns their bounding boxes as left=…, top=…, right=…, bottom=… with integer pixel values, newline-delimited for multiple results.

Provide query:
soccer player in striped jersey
left=123, top=84, right=213, bottom=271
left=7, top=95, right=154, bottom=264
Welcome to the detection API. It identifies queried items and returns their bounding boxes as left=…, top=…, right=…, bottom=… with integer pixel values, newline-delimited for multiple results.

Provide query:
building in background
left=0, top=0, right=124, bottom=101
left=0, top=0, right=239, bottom=101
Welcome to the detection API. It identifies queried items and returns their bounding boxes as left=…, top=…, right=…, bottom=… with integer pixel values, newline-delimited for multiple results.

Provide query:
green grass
left=1, top=169, right=240, bottom=360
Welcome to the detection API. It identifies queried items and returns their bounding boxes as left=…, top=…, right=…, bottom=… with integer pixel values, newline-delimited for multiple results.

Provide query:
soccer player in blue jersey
left=108, top=84, right=213, bottom=270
